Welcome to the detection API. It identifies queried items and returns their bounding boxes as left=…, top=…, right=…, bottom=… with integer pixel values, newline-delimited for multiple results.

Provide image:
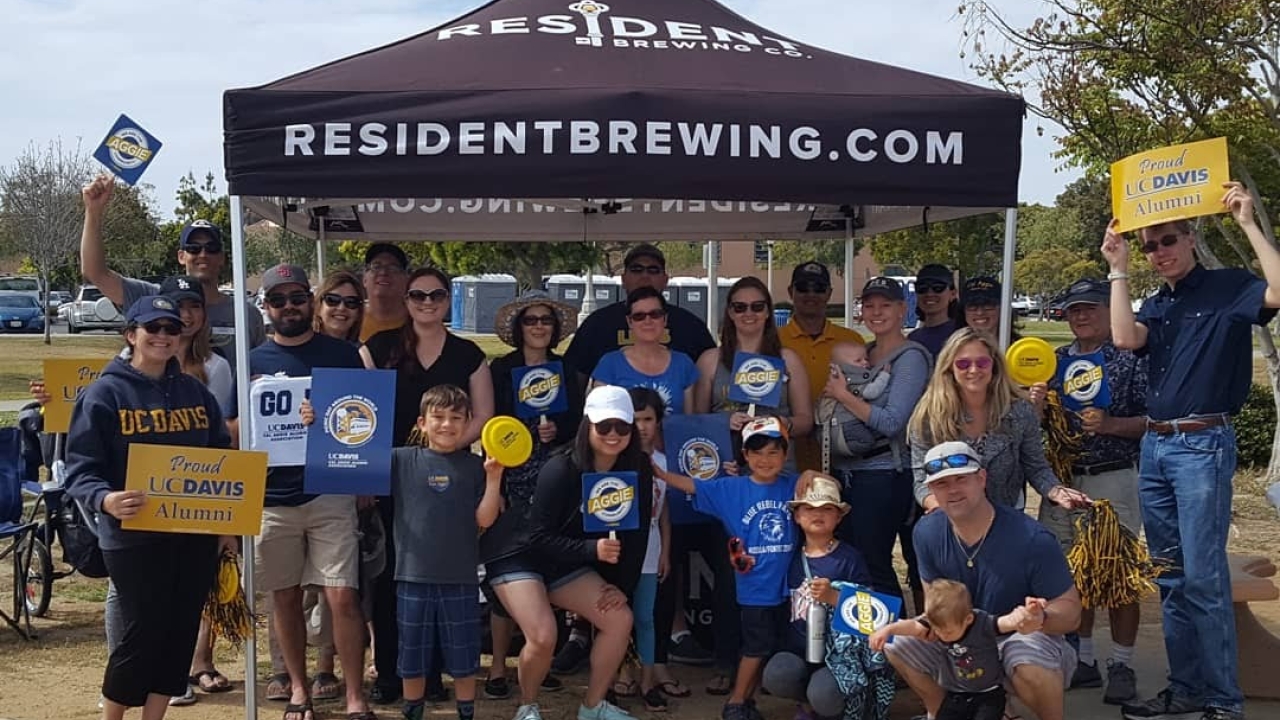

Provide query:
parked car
left=1011, top=296, right=1041, bottom=316
left=67, top=285, right=125, bottom=334
left=1044, top=303, right=1066, bottom=321
left=45, top=290, right=72, bottom=318
left=0, top=295, right=46, bottom=333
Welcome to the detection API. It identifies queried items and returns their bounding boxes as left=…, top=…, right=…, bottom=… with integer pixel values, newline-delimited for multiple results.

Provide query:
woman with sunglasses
left=908, top=328, right=1088, bottom=513
left=956, top=276, right=1021, bottom=343
left=482, top=291, right=582, bottom=700
left=591, top=287, right=698, bottom=416
left=694, top=276, right=812, bottom=464
left=484, top=385, right=650, bottom=720
left=313, top=271, right=366, bottom=344
left=66, top=296, right=232, bottom=720
left=360, top=266, right=494, bottom=704
left=907, top=264, right=959, bottom=358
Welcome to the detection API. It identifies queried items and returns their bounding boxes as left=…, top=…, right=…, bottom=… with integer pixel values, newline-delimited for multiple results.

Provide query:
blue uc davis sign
left=582, top=471, right=640, bottom=533
left=93, top=114, right=162, bottom=186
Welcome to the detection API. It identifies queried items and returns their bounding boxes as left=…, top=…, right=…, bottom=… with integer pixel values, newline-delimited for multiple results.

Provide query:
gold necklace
left=952, top=520, right=992, bottom=568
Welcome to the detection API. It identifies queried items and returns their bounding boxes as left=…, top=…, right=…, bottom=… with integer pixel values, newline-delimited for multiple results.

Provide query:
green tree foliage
left=869, top=213, right=1006, bottom=279
left=98, top=182, right=169, bottom=283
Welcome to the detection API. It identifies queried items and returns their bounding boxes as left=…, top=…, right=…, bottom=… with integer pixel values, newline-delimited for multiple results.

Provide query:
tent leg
left=844, top=220, right=855, bottom=328
left=707, top=240, right=719, bottom=337
left=998, top=207, right=1018, bottom=352
left=229, top=196, right=259, bottom=720
left=316, top=222, right=327, bottom=280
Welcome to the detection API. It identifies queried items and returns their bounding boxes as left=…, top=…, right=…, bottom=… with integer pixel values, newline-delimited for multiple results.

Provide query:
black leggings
left=101, top=536, right=218, bottom=707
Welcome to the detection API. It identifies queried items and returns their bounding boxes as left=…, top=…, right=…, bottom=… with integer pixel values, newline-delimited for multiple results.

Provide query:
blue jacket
left=66, top=355, right=230, bottom=550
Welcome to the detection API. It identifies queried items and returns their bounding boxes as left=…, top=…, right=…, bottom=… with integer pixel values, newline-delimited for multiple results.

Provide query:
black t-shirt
left=364, top=330, right=488, bottom=446
left=243, top=334, right=364, bottom=507
left=563, top=301, right=717, bottom=378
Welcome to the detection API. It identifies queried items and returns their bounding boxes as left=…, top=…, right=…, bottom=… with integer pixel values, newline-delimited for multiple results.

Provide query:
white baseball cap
left=584, top=385, right=634, bottom=424
left=922, top=441, right=983, bottom=483
left=742, top=415, right=788, bottom=444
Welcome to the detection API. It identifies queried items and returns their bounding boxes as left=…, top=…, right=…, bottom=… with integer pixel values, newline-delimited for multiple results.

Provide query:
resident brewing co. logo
left=434, top=1, right=812, bottom=58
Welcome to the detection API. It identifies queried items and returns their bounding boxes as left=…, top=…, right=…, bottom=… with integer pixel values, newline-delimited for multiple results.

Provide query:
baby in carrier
left=817, top=341, right=893, bottom=460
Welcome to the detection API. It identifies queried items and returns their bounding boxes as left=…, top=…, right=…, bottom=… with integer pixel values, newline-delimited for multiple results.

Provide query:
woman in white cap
left=483, top=385, right=652, bottom=720
left=482, top=291, right=582, bottom=699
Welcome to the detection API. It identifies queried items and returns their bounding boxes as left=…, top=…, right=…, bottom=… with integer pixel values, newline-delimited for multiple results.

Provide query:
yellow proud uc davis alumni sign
left=122, top=444, right=267, bottom=536
left=43, top=358, right=111, bottom=433
left=1111, top=137, right=1229, bottom=233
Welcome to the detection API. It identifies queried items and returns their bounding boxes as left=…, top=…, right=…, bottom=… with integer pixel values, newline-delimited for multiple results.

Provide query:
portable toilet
left=450, top=276, right=471, bottom=328
left=716, top=277, right=738, bottom=318
left=888, top=276, right=918, bottom=329
left=455, top=274, right=517, bottom=332
left=669, top=277, right=707, bottom=322
left=546, top=274, right=586, bottom=311
left=587, top=274, right=620, bottom=307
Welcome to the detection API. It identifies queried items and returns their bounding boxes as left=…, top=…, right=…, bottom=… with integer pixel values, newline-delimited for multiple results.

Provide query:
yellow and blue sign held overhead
left=93, top=114, right=163, bottom=186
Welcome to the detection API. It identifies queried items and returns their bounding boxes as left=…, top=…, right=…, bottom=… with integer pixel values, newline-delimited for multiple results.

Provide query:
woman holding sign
left=484, top=291, right=582, bottom=698
left=65, top=295, right=232, bottom=720
left=483, top=385, right=651, bottom=720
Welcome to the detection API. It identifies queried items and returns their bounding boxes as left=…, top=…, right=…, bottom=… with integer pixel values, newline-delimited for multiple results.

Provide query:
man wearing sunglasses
left=360, top=243, right=410, bottom=342
left=564, top=243, right=715, bottom=379
left=778, top=261, right=865, bottom=471
left=1027, top=277, right=1148, bottom=703
left=1101, top=182, right=1280, bottom=720
left=79, top=175, right=266, bottom=371
left=888, top=441, right=1080, bottom=720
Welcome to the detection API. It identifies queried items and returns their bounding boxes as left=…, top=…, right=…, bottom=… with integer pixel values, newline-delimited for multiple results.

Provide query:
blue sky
left=0, top=0, right=1077, bottom=217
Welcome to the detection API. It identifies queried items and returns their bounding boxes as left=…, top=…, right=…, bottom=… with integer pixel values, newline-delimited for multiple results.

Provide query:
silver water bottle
left=806, top=603, right=827, bottom=663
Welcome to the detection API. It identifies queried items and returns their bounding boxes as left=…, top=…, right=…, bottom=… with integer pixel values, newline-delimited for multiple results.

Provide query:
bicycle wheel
left=24, top=536, right=53, bottom=618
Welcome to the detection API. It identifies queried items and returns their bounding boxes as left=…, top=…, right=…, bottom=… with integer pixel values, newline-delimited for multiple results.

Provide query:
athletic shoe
left=1104, top=661, right=1138, bottom=705
left=578, top=700, right=638, bottom=720
left=542, top=675, right=565, bottom=692
left=514, top=704, right=544, bottom=720
left=168, top=685, right=198, bottom=707
left=552, top=639, right=591, bottom=674
left=669, top=633, right=713, bottom=666
left=404, top=701, right=426, bottom=720
left=1071, top=660, right=1103, bottom=689
left=721, top=704, right=750, bottom=720
left=743, top=698, right=764, bottom=720
left=1199, top=709, right=1244, bottom=720
left=1122, top=688, right=1203, bottom=719
left=484, top=676, right=512, bottom=700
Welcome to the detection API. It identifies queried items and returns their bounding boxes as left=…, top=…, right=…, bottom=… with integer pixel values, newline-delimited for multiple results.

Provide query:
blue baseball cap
left=179, top=219, right=222, bottom=247
left=125, top=295, right=182, bottom=325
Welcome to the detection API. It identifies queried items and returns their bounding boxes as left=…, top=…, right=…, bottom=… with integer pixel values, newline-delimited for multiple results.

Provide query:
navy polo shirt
left=1135, top=265, right=1275, bottom=420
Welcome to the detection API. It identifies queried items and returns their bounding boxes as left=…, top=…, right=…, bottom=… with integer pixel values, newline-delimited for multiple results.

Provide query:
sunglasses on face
left=793, top=282, right=829, bottom=294
left=181, top=240, right=223, bottom=255
left=917, top=282, right=951, bottom=294
left=627, top=263, right=664, bottom=275
left=366, top=262, right=405, bottom=275
left=265, top=292, right=311, bottom=309
left=923, top=453, right=979, bottom=476
left=521, top=314, right=556, bottom=327
left=322, top=293, right=363, bottom=310
left=953, top=356, right=993, bottom=371
left=1140, top=234, right=1181, bottom=254
left=593, top=419, right=633, bottom=436
left=406, top=288, right=449, bottom=304
left=730, top=300, right=769, bottom=315
left=140, top=321, right=183, bottom=336
left=628, top=308, right=667, bottom=322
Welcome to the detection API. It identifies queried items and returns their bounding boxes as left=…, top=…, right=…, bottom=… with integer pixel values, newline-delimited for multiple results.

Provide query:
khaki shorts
left=887, top=631, right=1075, bottom=693
left=1038, top=465, right=1142, bottom=551
left=256, top=495, right=359, bottom=593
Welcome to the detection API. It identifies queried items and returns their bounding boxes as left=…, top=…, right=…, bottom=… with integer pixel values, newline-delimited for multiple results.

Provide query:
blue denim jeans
left=833, top=467, right=913, bottom=598
left=1139, top=425, right=1242, bottom=712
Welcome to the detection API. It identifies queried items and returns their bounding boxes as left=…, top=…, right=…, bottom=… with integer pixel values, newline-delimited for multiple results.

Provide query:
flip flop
left=283, top=702, right=314, bottom=720
left=266, top=674, right=292, bottom=702
left=612, top=679, right=639, bottom=697
left=706, top=674, right=732, bottom=696
left=312, top=672, right=341, bottom=701
left=658, top=680, right=691, bottom=698
left=191, top=669, right=233, bottom=693
left=347, top=713, right=378, bottom=720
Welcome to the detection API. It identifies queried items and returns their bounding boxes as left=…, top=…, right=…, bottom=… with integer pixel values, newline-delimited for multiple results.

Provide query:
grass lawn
left=0, top=336, right=120, bottom=401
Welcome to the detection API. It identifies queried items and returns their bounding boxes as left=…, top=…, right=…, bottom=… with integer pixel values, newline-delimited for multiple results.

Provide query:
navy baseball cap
left=364, top=243, right=408, bottom=269
left=160, top=275, right=204, bottom=305
left=861, top=276, right=905, bottom=301
left=916, top=264, right=955, bottom=288
left=125, top=295, right=181, bottom=326
left=791, top=261, right=831, bottom=287
left=179, top=220, right=222, bottom=246
left=962, top=276, right=1002, bottom=305
left=1060, top=278, right=1110, bottom=308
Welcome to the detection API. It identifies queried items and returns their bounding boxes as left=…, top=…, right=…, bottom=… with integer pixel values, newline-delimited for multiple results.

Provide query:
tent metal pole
left=229, top=196, right=259, bottom=720
left=766, top=241, right=774, bottom=297
left=998, top=207, right=1018, bottom=352
left=707, top=240, right=719, bottom=337
left=316, top=221, right=327, bottom=280
left=844, top=219, right=855, bottom=328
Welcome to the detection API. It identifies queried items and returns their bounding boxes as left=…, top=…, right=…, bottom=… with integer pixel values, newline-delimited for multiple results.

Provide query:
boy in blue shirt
left=656, top=416, right=799, bottom=720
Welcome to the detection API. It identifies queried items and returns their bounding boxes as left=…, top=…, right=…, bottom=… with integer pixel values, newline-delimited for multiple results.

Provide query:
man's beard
left=273, top=313, right=312, bottom=338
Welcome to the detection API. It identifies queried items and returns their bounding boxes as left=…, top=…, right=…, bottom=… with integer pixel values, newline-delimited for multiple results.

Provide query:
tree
left=869, top=213, right=1006, bottom=280
left=961, top=0, right=1280, bottom=477
left=0, top=140, right=93, bottom=343
left=99, top=182, right=169, bottom=281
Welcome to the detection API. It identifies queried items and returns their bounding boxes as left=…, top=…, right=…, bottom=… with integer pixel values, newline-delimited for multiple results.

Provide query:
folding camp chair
left=0, top=426, right=42, bottom=639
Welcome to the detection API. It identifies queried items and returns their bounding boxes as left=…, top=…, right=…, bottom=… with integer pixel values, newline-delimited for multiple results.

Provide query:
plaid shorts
left=396, top=581, right=481, bottom=679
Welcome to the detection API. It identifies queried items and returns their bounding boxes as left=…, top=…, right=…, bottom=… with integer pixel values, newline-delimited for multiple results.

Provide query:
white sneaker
left=514, top=704, right=544, bottom=720
left=168, top=684, right=198, bottom=707
left=578, top=700, right=638, bottom=720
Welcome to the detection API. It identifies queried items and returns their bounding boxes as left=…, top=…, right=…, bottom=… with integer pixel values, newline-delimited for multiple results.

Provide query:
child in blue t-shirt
left=656, top=416, right=799, bottom=720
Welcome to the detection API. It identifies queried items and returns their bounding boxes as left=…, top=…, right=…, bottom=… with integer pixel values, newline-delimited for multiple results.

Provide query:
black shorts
left=937, top=687, right=1006, bottom=720
left=740, top=604, right=788, bottom=658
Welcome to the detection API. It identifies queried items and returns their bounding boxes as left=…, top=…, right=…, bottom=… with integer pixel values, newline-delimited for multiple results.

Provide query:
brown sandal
left=266, top=673, right=292, bottom=702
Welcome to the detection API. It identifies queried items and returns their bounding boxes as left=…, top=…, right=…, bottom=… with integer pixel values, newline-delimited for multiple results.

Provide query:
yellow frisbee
left=1005, top=337, right=1057, bottom=386
left=482, top=416, right=534, bottom=467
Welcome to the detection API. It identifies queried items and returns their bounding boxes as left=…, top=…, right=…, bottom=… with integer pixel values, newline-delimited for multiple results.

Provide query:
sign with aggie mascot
left=93, top=114, right=163, bottom=186
left=832, top=584, right=902, bottom=637
left=304, top=368, right=395, bottom=495
left=1056, top=351, right=1111, bottom=412
left=512, top=361, right=569, bottom=420
left=728, top=351, right=785, bottom=412
left=582, top=471, right=640, bottom=534
left=122, top=445, right=267, bottom=535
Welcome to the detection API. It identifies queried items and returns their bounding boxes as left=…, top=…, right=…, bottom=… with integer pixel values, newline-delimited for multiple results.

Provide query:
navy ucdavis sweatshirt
left=65, top=355, right=230, bottom=550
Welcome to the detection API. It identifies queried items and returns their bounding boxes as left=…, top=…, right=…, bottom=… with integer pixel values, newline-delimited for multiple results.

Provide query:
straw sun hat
left=494, top=291, right=578, bottom=348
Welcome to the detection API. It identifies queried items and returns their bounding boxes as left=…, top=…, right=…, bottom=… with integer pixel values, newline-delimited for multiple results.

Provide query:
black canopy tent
left=222, top=1, right=1024, bottom=713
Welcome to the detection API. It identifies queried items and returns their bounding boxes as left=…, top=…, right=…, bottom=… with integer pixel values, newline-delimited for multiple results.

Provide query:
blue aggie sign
left=1056, top=350, right=1111, bottom=412
left=662, top=413, right=730, bottom=525
left=728, top=351, right=785, bottom=408
left=832, top=584, right=902, bottom=637
left=305, top=368, right=395, bottom=495
left=512, top=361, right=568, bottom=419
left=93, top=114, right=162, bottom=186
left=582, top=472, right=640, bottom=533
